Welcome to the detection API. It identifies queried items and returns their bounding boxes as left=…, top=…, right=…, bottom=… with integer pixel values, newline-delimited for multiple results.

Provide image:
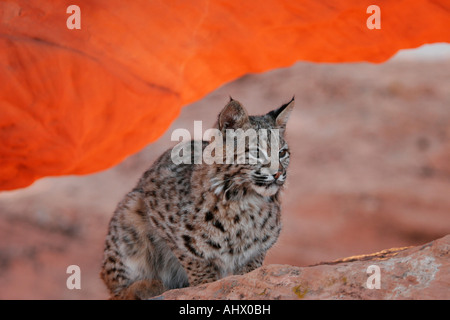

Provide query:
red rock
left=0, top=57, right=449, bottom=300
left=2, top=0, right=450, bottom=190
left=159, top=235, right=450, bottom=299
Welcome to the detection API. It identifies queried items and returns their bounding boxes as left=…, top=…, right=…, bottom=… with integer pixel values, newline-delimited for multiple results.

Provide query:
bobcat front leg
left=171, top=249, right=222, bottom=287
left=235, top=253, right=266, bottom=275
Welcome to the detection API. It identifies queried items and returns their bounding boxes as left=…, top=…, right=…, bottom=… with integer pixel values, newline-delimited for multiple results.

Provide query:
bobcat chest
left=201, top=194, right=281, bottom=274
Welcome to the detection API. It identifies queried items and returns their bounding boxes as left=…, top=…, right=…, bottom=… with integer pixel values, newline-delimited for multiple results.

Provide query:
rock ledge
left=158, top=235, right=449, bottom=300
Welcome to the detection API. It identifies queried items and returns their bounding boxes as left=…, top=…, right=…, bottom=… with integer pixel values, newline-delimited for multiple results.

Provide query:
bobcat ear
left=268, top=96, right=295, bottom=128
left=218, top=98, right=250, bottom=130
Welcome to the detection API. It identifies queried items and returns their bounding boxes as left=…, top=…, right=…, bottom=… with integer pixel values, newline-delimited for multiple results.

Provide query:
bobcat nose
left=273, top=170, right=282, bottom=180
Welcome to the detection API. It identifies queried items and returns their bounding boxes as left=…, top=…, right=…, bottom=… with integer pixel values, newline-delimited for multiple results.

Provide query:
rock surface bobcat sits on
left=100, top=97, right=294, bottom=299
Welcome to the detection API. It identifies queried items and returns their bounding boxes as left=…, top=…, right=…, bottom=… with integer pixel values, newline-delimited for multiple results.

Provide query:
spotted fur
left=100, top=97, right=294, bottom=299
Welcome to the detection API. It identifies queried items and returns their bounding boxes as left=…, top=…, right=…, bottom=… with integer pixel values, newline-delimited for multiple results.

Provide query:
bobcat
left=100, top=97, right=294, bottom=299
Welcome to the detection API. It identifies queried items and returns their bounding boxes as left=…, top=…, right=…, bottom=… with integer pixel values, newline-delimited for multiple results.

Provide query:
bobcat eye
left=279, top=149, right=288, bottom=158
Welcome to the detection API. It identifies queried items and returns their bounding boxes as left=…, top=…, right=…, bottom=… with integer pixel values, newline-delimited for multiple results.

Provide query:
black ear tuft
left=268, top=96, right=294, bottom=119
left=268, top=96, right=295, bottom=127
